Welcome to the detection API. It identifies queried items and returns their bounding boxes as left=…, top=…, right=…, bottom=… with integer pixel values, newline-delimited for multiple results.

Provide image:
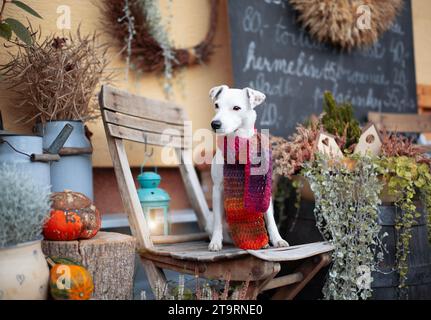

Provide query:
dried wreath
left=100, top=0, right=218, bottom=75
left=289, top=0, right=403, bottom=51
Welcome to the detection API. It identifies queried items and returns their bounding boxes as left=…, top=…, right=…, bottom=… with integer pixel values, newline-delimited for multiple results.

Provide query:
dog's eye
left=214, top=103, right=219, bottom=109
left=233, top=106, right=241, bottom=111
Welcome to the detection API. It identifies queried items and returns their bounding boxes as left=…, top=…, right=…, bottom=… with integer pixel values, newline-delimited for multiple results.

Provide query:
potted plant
left=1, top=29, right=111, bottom=200
left=271, top=91, right=431, bottom=300
left=0, top=164, right=51, bottom=300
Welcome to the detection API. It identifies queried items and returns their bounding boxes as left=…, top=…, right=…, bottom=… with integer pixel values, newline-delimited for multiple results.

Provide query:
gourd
left=43, top=210, right=82, bottom=241
left=43, top=191, right=101, bottom=241
left=48, top=257, right=94, bottom=300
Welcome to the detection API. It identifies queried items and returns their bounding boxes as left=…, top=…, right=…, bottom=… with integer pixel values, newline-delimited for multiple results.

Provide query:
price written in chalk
left=228, top=0, right=417, bottom=137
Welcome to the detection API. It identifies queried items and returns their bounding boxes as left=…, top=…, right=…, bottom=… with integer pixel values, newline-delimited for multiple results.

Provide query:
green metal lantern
left=137, top=168, right=171, bottom=235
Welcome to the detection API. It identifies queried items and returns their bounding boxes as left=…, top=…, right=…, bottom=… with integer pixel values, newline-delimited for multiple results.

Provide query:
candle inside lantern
left=136, top=170, right=171, bottom=236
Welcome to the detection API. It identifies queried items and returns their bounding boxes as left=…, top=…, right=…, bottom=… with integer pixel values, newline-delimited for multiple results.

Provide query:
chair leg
left=140, top=257, right=168, bottom=299
left=271, top=253, right=331, bottom=300
left=246, top=282, right=262, bottom=300
left=257, top=265, right=281, bottom=294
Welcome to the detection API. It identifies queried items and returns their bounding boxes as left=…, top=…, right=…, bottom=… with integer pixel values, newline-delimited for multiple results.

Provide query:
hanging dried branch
left=98, top=0, right=218, bottom=73
left=1, top=26, right=112, bottom=123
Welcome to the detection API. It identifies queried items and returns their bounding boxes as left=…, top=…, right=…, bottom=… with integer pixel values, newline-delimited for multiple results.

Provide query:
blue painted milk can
left=0, top=132, right=50, bottom=190
left=35, top=121, right=93, bottom=199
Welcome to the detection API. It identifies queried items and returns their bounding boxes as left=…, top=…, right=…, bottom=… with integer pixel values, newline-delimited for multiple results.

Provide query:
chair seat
left=146, top=241, right=333, bottom=262
left=248, top=241, right=334, bottom=262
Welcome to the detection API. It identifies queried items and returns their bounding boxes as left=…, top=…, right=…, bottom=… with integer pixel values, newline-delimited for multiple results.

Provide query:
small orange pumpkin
left=43, top=191, right=101, bottom=241
left=49, top=257, right=94, bottom=300
left=43, top=210, right=83, bottom=241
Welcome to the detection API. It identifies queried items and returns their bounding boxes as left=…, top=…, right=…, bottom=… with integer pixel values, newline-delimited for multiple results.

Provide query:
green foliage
left=0, top=164, right=51, bottom=247
left=0, top=0, right=42, bottom=44
left=10, top=1, right=42, bottom=19
left=3, top=18, right=31, bottom=44
left=304, top=154, right=386, bottom=300
left=376, top=156, right=431, bottom=291
left=0, top=21, right=11, bottom=39
left=321, top=91, right=361, bottom=150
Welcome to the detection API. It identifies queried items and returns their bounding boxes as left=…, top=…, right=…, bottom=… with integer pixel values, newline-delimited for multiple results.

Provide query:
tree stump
left=42, top=231, right=136, bottom=300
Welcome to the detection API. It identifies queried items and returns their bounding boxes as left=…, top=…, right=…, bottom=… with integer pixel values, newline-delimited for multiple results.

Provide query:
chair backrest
left=99, top=85, right=210, bottom=251
left=368, top=111, right=431, bottom=133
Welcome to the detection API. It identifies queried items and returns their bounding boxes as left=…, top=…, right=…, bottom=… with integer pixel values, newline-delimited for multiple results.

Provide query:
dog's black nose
left=211, top=120, right=222, bottom=130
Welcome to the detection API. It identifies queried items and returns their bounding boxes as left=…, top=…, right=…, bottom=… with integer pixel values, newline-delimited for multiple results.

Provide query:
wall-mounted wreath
left=100, top=0, right=218, bottom=81
left=289, top=0, right=403, bottom=51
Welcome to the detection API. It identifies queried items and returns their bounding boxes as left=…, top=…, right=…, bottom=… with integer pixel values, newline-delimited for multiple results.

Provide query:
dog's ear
left=209, top=85, right=228, bottom=102
left=244, top=87, right=266, bottom=109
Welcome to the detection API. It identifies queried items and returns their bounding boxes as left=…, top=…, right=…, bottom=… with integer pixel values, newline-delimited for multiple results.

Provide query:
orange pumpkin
left=44, top=191, right=101, bottom=241
left=43, top=210, right=83, bottom=241
left=49, top=257, right=94, bottom=300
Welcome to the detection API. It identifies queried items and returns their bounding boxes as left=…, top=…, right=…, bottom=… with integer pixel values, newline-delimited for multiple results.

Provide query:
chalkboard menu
left=228, top=0, right=417, bottom=137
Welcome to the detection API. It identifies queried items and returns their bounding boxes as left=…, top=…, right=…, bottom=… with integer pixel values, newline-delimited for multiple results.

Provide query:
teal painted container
left=137, top=170, right=171, bottom=235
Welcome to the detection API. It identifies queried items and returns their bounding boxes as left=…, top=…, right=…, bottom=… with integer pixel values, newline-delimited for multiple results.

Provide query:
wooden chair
left=98, top=85, right=333, bottom=300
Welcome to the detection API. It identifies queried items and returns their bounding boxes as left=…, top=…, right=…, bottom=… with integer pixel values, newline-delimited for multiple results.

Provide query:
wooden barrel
left=279, top=197, right=431, bottom=300
left=372, top=205, right=431, bottom=299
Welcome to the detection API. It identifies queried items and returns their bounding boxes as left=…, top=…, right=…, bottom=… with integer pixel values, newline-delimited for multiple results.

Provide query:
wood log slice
left=42, top=231, right=136, bottom=300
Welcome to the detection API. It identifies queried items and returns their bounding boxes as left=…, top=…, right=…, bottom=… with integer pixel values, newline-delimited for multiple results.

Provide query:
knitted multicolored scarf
left=217, top=132, right=272, bottom=250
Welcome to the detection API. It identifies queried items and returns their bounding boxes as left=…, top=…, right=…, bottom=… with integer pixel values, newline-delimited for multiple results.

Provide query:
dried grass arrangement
left=289, top=0, right=403, bottom=51
left=271, top=117, right=320, bottom=179
left=271, top=115, right=431, bottom=180
left=1, top=28, right=111, bottom=123
left=98, top=0, right=218, bottom=73
left=141, top=273, right=252, bottom=300
left=381, top=130, right=431, bottom=165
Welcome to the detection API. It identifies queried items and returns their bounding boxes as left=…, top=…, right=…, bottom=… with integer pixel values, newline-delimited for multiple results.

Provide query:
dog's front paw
left=272, top=238, right=289, bottom=248
left=208, top=240, right=223, bottom=251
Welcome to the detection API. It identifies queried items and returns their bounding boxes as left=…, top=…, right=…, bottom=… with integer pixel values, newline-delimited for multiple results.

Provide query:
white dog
left=207, top=85, right=289, bottom=251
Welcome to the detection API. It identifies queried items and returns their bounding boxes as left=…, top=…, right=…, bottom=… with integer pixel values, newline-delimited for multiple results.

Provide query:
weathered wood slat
left=247, top=242, right=334, bottom=262
left=102, top=85, right=186, bottom=125
left=368, top=112, right=431, bottom=133
left=151, top=232, right=209, bottom=244
left=107, top=123, right=189, bottom=149
left=146, top=240, right=247, bottom=262
left=149, top=242, right=211, bottom=255
left=176, top=149, right=211, bottom=229
left=104, top=110, right=188, bottom=137
left=171, top=249, right=247, bottom=262
left=156, top=241, right=210, bottom=250
left=101, top=86, right=153, bottom=250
